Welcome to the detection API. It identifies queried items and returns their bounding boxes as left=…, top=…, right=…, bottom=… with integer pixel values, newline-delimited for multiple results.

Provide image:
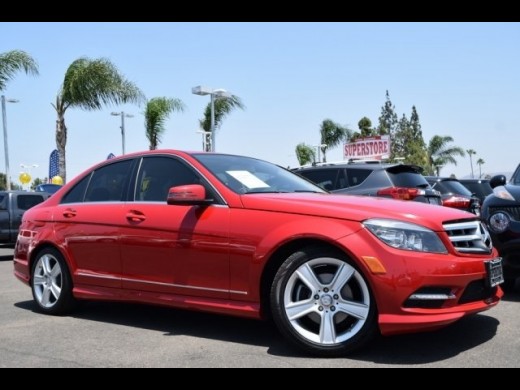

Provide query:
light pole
left=192, top=86, right=232, bottom=152
left=111, top=112, right=134, bottom=155
left=196, top=130, right=213, bottom=152
left=1, top=95, right=19, bottom=191
left=313, top=144, right=328, bottom=164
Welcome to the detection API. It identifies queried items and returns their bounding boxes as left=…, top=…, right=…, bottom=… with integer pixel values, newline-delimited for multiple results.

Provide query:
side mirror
left=167, top=185, right=212, bottom=206
left=490, top=175, right=507, bottom=189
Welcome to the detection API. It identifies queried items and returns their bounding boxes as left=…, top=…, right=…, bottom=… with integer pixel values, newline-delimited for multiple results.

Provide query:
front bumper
left=337, top=229, right=503, bottom=336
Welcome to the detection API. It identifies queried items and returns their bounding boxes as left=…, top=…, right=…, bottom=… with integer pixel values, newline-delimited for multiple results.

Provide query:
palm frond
left=199, top=95, right=245, bottom=132
left=61, top=57, right=145, bottom=110
left=145, top=97, right=186, bottom=150
left=0, top=50, right=39, bottom=91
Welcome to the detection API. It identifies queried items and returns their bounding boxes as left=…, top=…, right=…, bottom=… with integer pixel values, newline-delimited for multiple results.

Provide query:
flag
left=49, top=150, right=59, bottom=179
left=107, top=153, right=116, bottom=160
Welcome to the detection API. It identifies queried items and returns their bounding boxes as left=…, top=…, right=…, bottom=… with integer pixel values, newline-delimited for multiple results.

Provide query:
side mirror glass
left=167, top=185, right=212, bottom=206
left=490, top=175, right=507, bottom=189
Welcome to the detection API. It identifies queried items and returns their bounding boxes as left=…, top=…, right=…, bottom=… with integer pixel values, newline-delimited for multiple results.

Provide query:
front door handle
left=126, top=210, right=146, bottom=223
left=63, top=209, right=77, bottom=218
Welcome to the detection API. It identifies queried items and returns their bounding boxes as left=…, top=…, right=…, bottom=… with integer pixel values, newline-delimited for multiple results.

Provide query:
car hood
left=240, top=193, right=475, bottom=231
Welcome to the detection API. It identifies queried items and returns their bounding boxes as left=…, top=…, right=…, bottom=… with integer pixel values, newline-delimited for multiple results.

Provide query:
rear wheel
left=270, top=247, right=378, bottom=356
left=31, top=248, right=76, bottom=315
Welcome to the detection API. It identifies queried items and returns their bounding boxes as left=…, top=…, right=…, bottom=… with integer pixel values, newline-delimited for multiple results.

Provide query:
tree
left=199, top=95, right=245, bottom=152
left=377, top=90, right=398, bottom=138
left=52, top=57, right=144, bottom=182
left=357, top=117, right=374, bottom=137
left=477, top=158, right=485, bottom=179
left=0, top=50, right=39, bottom=91
left=319, top=119, right=351, bottom=163
left=295, top=143, right=316, bottom=166
left=466, top=149, right=477, bottom=178
left=0, top=173, right=20, bottom=191
left=427, top=135, right=465, bottom=176
left=393, top=108, right=428, bottom=168
left=144, top=97, right=185, bottom=150
left=31, top=177, right=44, bottom=191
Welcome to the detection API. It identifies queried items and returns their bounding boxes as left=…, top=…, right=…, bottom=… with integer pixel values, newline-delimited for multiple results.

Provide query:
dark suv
left=295, top=162, right=442, bottom=204
left=426, top=177, right=481, bottom=215
left=459, top=179, right=493, bottom=204
left=482, top=166, right=520, bottom=291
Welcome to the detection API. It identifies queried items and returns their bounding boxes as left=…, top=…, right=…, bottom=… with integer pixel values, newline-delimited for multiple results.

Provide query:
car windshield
left=433, top=180, right=473, bottom=197
left=386, top=167, right=430, bottom=189
left=194, top=154, right=326, bottom=194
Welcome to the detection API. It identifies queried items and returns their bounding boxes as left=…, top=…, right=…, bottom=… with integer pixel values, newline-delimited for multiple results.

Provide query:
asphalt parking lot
left=0, top=247, right=518, bottom=367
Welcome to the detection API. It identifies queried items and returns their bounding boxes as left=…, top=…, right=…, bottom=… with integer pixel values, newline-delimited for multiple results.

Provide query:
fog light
left=489, top=212, right=510, bottom=233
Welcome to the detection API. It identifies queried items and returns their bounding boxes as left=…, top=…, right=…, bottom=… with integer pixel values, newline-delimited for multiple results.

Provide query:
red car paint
left=14, top=150, right=502, bottom=337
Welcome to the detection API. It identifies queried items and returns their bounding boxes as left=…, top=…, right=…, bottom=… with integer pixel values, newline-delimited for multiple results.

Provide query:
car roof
left=458, top=179, right=490, bottom=183
left=425, top=176, right=460, bottom=182
left=296, top=162, right=421, bottom=172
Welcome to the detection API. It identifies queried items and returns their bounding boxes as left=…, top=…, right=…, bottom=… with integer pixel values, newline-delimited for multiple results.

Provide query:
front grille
left=489, top=206, right=520, bottom=221
left=443, top=221, right=493, bottom=254
left=459, top=280, right=497, bottom=304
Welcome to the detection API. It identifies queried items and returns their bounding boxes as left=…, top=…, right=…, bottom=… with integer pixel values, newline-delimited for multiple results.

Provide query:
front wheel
left=31, top=248, right=76, bottom=315
left=270, top=247, right=378, bottom=356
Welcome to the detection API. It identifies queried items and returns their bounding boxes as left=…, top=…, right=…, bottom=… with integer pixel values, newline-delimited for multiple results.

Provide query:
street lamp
left=111, top=112, right=134, bottom=155
left=313, top=144, right=328, bottom=164
left=1, top=95, right=19, bottom=191
left=196, top=130, right=213, bottom=152
left=192, top=86, right=232, bottom=152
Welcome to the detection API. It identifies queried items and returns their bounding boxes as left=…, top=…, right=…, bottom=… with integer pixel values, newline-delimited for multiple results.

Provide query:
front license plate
left=485, top=258, right=505, bottom=288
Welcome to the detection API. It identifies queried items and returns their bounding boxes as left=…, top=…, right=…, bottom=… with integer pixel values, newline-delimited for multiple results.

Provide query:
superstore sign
left=344, top=135, right=391, bottom=160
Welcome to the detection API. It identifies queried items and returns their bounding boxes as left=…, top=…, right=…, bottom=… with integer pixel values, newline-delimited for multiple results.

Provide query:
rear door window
left=298, top=169, right=339, bottom=191
left=84, top=160, right=134, bottom=202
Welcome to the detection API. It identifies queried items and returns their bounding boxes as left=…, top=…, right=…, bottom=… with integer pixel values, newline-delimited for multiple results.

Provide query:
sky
left=1, top=22, right=519, bottom=182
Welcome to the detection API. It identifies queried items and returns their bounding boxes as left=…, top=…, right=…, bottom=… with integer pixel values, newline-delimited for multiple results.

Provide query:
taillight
left=377, top=187, right=426, bottom=201
left=442, top=196, right=471, bottom=209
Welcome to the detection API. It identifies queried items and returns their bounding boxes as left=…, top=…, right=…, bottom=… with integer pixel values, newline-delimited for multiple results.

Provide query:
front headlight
left=489, top=212, right=510, bottom=233
left=364, top=219, right=448, bottom=254
left=493, top=186, right=515, bottom=201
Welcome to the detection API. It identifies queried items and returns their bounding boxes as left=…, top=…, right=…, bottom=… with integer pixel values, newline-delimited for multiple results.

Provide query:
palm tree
left=52, top=57, right=144, bottom=182
left=320, top=119, right=351, bottom=163
left=427, top=135, right=465, bottom=176
left=466, top=149, right=477, bottom=179
left=477, top=158, right=485, bottom=179
left=0, top=50, right=39, bottom=91
left=145, top=97, right=185, bottom=150
left=199, top=96, right=245, bottom=152
left=295, top=143, right=315, bottom=166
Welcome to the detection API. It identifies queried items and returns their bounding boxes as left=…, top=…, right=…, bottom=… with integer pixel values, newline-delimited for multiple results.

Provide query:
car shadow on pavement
left=14, top=300, right=499, bottom=364
left=346, top=314, right=499, bottom=365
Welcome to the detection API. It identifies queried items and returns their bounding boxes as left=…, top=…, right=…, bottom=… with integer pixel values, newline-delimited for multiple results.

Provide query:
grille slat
left=443, top=221, right=493, bottom=254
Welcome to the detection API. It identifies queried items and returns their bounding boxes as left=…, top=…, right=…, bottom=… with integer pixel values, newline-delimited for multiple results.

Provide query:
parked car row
left=13, top=150, right=504, bottom=357
left=294, top=161, right=488, bottom=215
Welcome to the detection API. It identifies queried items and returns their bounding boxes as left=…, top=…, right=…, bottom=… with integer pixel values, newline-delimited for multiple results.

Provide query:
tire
left=270, top=246, right=378, bottom=357
left=501, top=278, right=517, bottom=293
left=31, top=248, right=76, bottom=315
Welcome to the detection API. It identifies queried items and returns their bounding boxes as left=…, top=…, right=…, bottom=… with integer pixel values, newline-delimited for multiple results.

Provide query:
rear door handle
left=126, top=210, right=146, bottom=223
left=63, top=209, right=77, bottom=218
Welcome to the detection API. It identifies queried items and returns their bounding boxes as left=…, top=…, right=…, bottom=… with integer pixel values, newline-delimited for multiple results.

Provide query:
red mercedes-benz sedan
left=14, top=151, right=503, bottom=356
